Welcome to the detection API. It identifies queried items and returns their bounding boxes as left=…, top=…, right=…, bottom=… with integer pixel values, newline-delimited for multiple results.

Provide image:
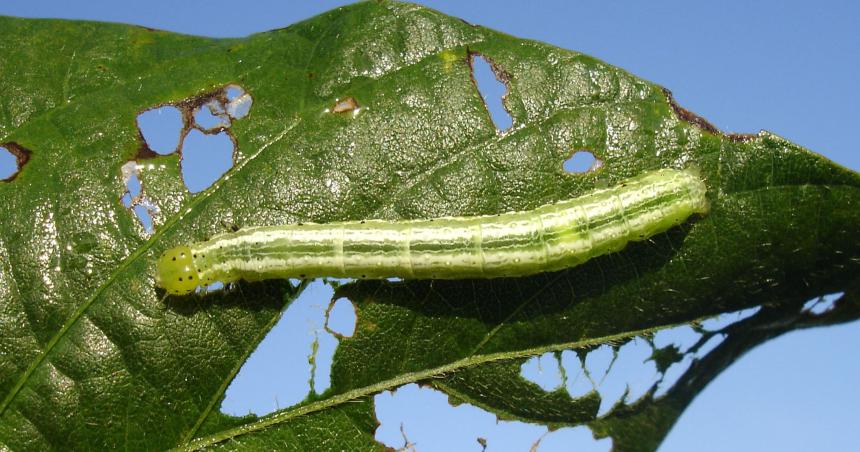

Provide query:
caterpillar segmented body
left=155, top=168, right=709, bottom=295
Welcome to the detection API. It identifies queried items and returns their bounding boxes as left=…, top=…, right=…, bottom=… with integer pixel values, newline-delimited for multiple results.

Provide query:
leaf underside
left=0, top=2, right=857, bottom=451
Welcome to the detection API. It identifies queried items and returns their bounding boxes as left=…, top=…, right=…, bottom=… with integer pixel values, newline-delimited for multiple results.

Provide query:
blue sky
left=1, top=1, right=858, bottom=451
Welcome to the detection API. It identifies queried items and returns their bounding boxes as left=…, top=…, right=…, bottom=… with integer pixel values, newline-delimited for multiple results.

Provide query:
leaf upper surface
left=0, top=2, right=857, bottom=450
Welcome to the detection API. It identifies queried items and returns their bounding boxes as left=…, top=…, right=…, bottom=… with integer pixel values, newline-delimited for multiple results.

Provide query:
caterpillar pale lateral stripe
left=155, top=168, right=709, bottom=295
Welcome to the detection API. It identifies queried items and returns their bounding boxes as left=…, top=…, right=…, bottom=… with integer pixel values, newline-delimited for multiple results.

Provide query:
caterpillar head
left=155, top=245, right=200, bottom=295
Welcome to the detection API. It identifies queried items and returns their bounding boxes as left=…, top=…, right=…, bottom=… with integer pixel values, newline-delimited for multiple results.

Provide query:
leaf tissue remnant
left=120, top=161, right=157, bottom=233
left=331, top=96, right=360, bottom=114
left=193, top=100, right=231, bottom=131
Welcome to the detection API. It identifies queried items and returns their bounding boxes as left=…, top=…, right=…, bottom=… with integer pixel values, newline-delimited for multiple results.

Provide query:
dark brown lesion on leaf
left=1, top=142, right=32, bottom=182
left=662, top=88, right=757, bottom=143
left=134, top=138, right=159, bottom=160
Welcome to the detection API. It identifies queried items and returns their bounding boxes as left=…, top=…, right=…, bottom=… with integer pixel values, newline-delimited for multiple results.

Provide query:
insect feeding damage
left=563, top=150, right=603, bottom=174
left=0, top=142, right=33, bottom=182
left=331, top=97, right=359, bottom=114
left=468, top=52, right=513, bottom=131
left=662, top=88, right=757, bottom=142
left=124, top=84, right=254, bottom=232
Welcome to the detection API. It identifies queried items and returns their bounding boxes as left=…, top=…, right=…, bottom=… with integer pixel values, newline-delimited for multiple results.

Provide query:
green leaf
left=0, top=2, right=857, bottom=451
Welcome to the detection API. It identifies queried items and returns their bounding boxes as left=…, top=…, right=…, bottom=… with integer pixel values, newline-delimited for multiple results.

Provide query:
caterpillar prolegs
left=155, top=168, right=709, bottom=295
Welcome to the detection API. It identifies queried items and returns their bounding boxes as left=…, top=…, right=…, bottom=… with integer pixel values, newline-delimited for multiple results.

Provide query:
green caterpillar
left=155, top=168, right=709, bottom=295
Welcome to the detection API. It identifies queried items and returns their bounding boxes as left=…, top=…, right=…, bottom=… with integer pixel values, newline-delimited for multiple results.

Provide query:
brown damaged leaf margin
left=662, top=88, right=757, bottom=142
left=0, top=142, right=32, bottom=182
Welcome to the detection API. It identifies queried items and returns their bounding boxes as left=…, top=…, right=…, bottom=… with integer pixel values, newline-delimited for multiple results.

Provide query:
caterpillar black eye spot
left=360, top=220, right=365, bottom=224
left=193, top=254, right=197, bottom=258
left=172, top=257, right=176, bottom=261
left=179, top=277, right=183, bottom=281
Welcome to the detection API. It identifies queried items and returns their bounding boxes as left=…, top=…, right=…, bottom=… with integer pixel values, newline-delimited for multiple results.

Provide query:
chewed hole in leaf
left=584, top=344, right=613, bottom=384
left=225, top=84, right=253, bottom=119
left=593, top=338, right=659, bottom=415
left=194, top=100, right=230, bottom=130
left=136, top=106, right=183, bottom=155
left=225, top=84, right=245, bottom=101
left=375, top=384, right=610, bottom=451
left=700, top=305, right=761, bottom=332
left=561, top=350, right=593, bottom=398
left=694, top=333, right=725, bottom=358
left=180, top=130, right=234, bottom=193
left=563, top=150, right=602, bottom=174
left=222, top=280, right=340, bottom=416
left=0, top=142, right=31, bottom=182
left=195, top=281, right=225, bottom=294
left=470, top=54, right=512, bottom=131
left=132, top=205, right=154, bottom=233
left=652, top=325, right=701, bottom=354
left=520, top=352, right=564, bottom=391
left=120, top=161, right=156, bottom=233
left=654, top=355, right=693, bottom=398
left=325, top=298, right=356, bottom=337
left=802, top=292, right=843, bottom=315
left=0, top=146, right=17, bottom=180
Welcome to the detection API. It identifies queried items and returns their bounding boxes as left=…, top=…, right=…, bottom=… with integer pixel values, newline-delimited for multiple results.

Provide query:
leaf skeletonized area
left=0, top=1, right=858, bottom=450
